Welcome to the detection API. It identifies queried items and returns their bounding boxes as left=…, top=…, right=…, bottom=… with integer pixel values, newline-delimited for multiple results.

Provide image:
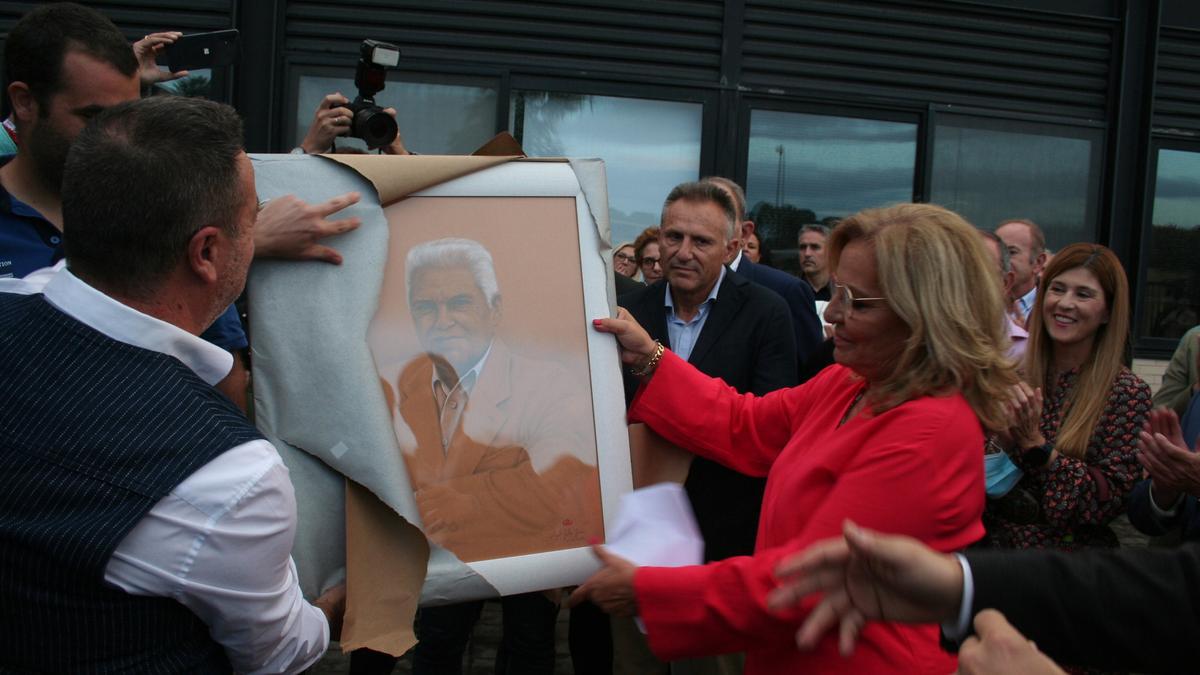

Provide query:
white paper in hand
left=606, top=483, right=704, bottom=566
left=604, top=483, right=704, bottom=633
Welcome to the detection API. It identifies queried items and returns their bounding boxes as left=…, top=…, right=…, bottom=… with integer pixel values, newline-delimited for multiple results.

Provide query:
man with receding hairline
left=618, top=180, right=797, bottom=675
left=995, top=218, right=1048, bottom=323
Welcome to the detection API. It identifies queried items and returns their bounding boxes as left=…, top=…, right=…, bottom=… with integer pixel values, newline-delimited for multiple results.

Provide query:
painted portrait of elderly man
left=371, top=215, right=603, bottom=562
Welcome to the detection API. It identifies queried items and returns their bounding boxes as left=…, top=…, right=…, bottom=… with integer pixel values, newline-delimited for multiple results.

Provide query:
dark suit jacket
left=619, top=268, right=797, bottom=561
left=966, top=544, right=1200, bottom=672
left=614, top=270, right=644, bottom=296
left=735, top=258, right=823, bottom=370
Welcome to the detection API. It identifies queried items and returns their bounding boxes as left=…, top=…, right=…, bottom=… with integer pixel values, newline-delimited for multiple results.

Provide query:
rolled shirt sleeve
left=105, top=439, right=329, bottom=674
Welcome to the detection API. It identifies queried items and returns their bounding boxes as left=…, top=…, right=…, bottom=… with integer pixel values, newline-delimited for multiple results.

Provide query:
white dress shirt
left=1, top=266, right=329, bottom=674
left=944, top=554, right=976, bottom=641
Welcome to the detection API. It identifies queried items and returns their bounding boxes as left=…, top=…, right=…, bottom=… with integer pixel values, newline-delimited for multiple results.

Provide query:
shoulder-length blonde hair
left=1023, top=243, right=1130, bottom=459
left=829, top=204, right=1019, bottom=432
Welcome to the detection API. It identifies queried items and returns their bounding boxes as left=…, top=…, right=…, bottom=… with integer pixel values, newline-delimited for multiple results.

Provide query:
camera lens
left=352, top=106, right=398, bottom=149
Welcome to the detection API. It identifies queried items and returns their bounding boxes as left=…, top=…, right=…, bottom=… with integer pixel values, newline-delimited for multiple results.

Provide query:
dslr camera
left=348, top=39, right=401, bottom=149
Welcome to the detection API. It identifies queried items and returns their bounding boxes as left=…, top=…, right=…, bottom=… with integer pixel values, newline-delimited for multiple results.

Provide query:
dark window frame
left=1133, top=136, right=1200, bottom=358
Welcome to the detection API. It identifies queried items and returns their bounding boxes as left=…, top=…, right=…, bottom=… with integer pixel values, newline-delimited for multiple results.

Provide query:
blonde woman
left=574, top=204, right=1018, bottom=673
left=988, top=243, right=1151, bottom=550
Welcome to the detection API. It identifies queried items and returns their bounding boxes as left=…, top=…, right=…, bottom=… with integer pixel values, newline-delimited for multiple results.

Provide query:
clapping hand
left=1137, top=407, right=1200, bottom=507
left=1004, top=382, right=1045, bottom=450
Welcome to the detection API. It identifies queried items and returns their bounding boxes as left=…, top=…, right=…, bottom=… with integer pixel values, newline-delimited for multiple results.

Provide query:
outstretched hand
left=767, top=521, right=963, bottom=655
left=567, top=545, right=638, bottom=616
left=134, top=32, right=187, bottom=85
left=254, top=192, right=362, bottom=264
left=592, top=307, right=657, bottom=368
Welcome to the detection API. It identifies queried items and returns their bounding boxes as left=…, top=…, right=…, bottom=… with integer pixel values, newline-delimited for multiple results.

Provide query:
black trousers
left=350, top=592, right=559, bottom=675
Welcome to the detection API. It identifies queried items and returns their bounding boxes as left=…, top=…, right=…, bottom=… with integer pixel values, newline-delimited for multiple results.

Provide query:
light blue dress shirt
left=664, top=267, right=726, bottom=361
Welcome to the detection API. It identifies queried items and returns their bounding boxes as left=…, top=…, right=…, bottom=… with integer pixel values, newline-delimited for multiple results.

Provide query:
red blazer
left=630, top=352, right=985, bottom=674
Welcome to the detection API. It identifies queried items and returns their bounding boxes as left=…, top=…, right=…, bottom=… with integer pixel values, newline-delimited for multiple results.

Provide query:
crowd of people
left=2, top=3, right=1199, bottom=675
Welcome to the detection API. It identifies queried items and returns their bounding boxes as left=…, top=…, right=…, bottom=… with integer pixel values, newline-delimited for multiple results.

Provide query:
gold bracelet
left=630, top=340, right=665, bottom=378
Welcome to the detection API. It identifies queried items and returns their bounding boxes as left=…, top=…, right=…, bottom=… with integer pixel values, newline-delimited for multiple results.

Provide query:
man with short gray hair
left=618, top=180, right=797, bottom=674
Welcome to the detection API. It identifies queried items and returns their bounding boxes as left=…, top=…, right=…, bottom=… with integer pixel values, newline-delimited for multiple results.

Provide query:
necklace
left=840, top=386, right=867, bottom=426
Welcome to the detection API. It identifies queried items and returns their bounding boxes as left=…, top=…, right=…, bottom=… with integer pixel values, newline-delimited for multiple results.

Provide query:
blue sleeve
left=199, top=304, right=248, bottom=351
left=1182, top=390, right=1200, bottom=448
left=1128, top=478, right=1176, bottom=537
left=785, top=279, right=823, bottom=365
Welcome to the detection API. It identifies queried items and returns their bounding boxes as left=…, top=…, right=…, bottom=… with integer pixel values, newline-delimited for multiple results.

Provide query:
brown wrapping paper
left=341, top=479, right=430, bottom=656
left=627, top=423, right=694, bottom=487
left=325, top=154, right=515, bottom=207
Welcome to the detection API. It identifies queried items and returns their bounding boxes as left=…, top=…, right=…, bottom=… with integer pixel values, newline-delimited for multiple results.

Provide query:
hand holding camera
left=299, top=40, right=405, bottom=154
left=300, top=93, right=355, bottom=154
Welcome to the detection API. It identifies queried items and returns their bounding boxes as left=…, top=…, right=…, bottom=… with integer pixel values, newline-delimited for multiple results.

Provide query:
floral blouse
left=985, top=367, right=1151, bottom=550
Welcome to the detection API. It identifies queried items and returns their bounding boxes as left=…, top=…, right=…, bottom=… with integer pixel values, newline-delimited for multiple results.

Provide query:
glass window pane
left=1138, top=148, right=1200, bottom=340
left=296, top=74, right=497, bottom=155
left=510, top=91, right=702, bottom=247
left=930, top=115, right=1102, bottom=250
left=745, top=110, right=917, bottom=276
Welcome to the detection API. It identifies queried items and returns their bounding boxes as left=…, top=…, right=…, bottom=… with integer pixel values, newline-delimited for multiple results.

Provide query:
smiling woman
left=985, top=243, right=1152, bottom=552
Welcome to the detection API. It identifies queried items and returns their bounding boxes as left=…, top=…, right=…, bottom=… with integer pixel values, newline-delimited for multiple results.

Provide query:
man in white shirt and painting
left=0, top=96, right=341, bottom=673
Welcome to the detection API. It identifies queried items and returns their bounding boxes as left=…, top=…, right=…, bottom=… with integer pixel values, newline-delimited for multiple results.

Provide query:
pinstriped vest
left=0, top=293, right=262, bottom=674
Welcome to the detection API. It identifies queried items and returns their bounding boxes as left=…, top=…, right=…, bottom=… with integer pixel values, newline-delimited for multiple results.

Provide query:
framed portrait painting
left=247, top=155, right=632, bottom=608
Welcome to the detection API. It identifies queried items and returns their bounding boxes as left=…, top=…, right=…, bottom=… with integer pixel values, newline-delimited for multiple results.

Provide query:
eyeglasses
left=831, top=281, right=885, bottom=317
left=640, top=256, right=661, bottom=268
left=615, top=252, right=636, bottom=264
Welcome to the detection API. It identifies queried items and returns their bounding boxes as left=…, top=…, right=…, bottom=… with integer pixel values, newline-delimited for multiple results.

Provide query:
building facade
left=3, top=0, right=1197, bottom=359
